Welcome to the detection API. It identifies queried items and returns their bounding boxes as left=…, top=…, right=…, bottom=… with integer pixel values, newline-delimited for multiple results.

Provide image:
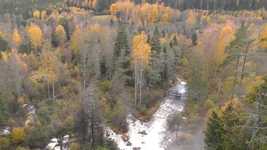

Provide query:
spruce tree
left=147, top=27, right=162, bottom=87
left=221, top=100, right=249, bottom=150
left=0, top=36, right=9, bottom=52
left=248, top=76, right=267, bottom=150
left=150, top=27, right=161, bottom=54
left=205, top=110, right=224, bottom=150
left=113, top=24, right=132, bottom=84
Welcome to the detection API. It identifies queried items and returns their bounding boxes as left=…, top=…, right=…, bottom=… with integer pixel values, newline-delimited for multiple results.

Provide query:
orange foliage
left=26, top=24, right=43, bottom=49
left=31, top=50, right=59, bottom=83
left=55, top=25, right=67, bottom=45
left=198, top=22, right=235, bottom=66
left=33, top=10, right=41, bottom=19
left=186, top=10, right=197, bottom=27
left=214, top=22, right=235, bottom=65
left=11, top=128, right=25, bottom=144
left=70, top=26, right=82, bottom=53
left=110, top=0, right=135, bottom=16
left=259, top=23, right=267, bottom=49
left=132, top=32, right=151, bottom=65
left=12, top=28, right=22, bottom=48
left=221, top=98, right=243, bottom=113
left=88, top=24, right=103, bottom=33
left=110, top=2, right=174, bottom=24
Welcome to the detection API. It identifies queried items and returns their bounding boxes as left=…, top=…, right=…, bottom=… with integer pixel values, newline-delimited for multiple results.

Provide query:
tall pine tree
left=147, top=26, right=162, bottom=87
left=205, top=110, right=224, bottom=150
left=248, top=76, right=267, bottom=150
left=113, top=24, right=132, bottom=85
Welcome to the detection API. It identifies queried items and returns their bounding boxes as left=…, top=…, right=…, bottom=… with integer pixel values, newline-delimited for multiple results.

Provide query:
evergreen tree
left=248, top=76, right=267, bottom=150
left=0, top=36, right=9, bottom=52
left=147, top=27, right=162, bottom=87
left=191, top=31, right=198, bottom=46
left=221, top=100, right=249, bottom=150
left=205, top=100, right=249, bottom=150
left=205, top=110, right=224, bottom=150
left=75, top=83, right=104, bottom=149
left=150, top=27, right=161, bottom=54
left=225, top=24, right=251, bottom=97
left=113, top=24, right=132, bottom=84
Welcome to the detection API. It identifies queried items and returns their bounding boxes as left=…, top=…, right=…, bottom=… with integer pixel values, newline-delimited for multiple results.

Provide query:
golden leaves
left=70, top=26, right=81, bottom=54
left=26, top=24, right=43, bottom=49
left=259, top=23, right=267, bottom=49
left=33, top=10, right=41, bottom=19
left=11, top=127, right=26, bottom=144
left=109, top=0, right=135, bottom=16
left=221, top=98, right=243, bottom=113
left=198, top=22, right=235, bottom=66
left=214, top=22, right=235, bottom=65
left=186, top=10, right=197, bottom=27
left=12, top=28, right=22, bottom=48
left=109, top=2, right=174, bottom=24
left=31, top=51, right=59, bottom=83
left=88, top=23, right=103, bottom=33
left=110, top=3, right=118, bottom=15
left=55, top=25, right=67, bottom=44
left=132, top=32, right=151, bottom=65
left=0, top=31, right=3, bottom=37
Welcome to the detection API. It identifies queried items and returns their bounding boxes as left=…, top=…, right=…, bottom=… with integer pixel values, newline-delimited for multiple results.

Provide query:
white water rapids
left=105, top=81, right=187, bottom=150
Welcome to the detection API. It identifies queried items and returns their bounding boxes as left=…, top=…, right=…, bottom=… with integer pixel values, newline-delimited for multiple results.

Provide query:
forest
left=0, top=0, right=266, bottom=150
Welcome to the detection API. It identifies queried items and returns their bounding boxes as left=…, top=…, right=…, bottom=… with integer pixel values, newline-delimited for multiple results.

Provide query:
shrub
left=11, top=127, right=26, bottom=144
left=70, top=143, right=81, bottom=150
left=0, top=137, right=10, bottom=149
left=99, top=80, right=112, bottom=93
left=16, top=146, right=29, bottom=150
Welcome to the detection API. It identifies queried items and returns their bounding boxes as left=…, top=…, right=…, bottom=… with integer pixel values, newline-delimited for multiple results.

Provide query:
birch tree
left=132, top=32, right=151, bottom=105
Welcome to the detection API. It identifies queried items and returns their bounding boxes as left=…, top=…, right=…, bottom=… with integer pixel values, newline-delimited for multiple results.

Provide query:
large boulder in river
left=126, top=141, right=132, bottom=146
left=122, top=133, right=129, bottom=142
left=138, top=130, right=147, bottom=135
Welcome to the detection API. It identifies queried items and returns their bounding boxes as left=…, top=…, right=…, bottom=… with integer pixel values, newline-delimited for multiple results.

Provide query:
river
left=105, top=81, right=187, bottom=150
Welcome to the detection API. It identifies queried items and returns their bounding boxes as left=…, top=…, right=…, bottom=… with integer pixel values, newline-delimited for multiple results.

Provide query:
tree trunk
left=47, top=79, right=50, bottom=100
left=52, top=81, right=55, bottom=100
left=139, top=67, right=143, bottom=105
left=231, top=56, right=240, bottom=98
left=240, top=43, right=250, bottom=81
left=134, top=63, right=137, bottom=105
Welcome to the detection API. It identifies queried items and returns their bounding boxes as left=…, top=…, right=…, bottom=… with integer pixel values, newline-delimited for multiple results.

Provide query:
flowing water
left=105, top=81, right=187, bottom=150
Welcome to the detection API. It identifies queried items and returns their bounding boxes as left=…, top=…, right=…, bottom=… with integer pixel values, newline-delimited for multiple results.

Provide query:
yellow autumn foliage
left=186, top=10, right=197, bottom=27
left=259, top=23, right=267, bottom=49
left=11, top=127, right=26, bottom=144
left=55, top=25, right=67, bottom=44
left=132, top=32, right=151, bottom=65
left=27, top=24, right=43, bottom=49
left=109, top=0, right=135, bottom=16
left=110, top=3, right=118, bottom=15
left=243, top=76, right=264, bottom=95
left=41, top=10, right=47, bottom=19
left=31, top=50, right=59, bottom=84
left=110, top=2, right=173, bottom=24
left=221, top=98, right=243, bottom=113
left=70, top=26, right=82, bottom=54
left=214, top=22, right=235, bottom=65
left=0, top=31, right=3, bottom=37
left=12, top=28, right=22, bottom=48
left=198, top=22, right=235, bottom=67
left=0, top=51, right=10, bottom=61
left=89, top=24, right=103, bottom=33
left=33, top=10, right=41, bottom=19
